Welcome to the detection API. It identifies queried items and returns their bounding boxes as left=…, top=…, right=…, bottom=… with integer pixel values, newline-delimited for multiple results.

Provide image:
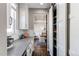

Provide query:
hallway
left=32, top=37, right=50, bottom=56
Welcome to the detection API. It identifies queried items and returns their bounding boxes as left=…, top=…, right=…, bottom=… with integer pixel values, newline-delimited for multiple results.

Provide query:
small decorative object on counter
left=19, top=34, right=25, bottom=39
left=23, top=32, right=29, bottom=38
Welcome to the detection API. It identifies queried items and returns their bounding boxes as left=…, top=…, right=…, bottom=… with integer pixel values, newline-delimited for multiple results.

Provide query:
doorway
left=31, top=9, right=49, bottom=56
left=67, top=3, right=70, bottom=56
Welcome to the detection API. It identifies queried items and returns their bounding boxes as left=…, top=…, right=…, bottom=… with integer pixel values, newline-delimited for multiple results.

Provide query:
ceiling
left=19, top=3, right=51, bottom=8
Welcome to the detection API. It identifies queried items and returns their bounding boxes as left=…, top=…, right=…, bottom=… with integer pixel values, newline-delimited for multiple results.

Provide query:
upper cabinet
left=19, top=4, right=29, bottom=29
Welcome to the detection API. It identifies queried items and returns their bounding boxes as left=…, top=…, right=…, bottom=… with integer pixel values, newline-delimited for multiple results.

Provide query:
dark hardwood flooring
left=32, top=38, right=50, bottom=56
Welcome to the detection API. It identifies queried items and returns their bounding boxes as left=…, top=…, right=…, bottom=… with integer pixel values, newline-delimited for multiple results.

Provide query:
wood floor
left=32, top=38, right=50, bottom=56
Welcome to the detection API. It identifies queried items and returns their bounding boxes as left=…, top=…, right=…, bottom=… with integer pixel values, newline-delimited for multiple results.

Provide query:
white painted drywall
left=70, top=4, right=79, bottom=56
left=57, top=3, right=67, bottom=56
left=47, top=6, right=53, bottom=56
left=0, top=3, right=7, bottom=56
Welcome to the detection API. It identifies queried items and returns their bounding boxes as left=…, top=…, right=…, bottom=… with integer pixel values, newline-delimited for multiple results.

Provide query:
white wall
left=47, top=6, right=53, bottom=56
left=57, top=3, right=67, bottom=56
left=70, top=4, right=79, bottom=56
left=0, top=3, right=7, bottom=56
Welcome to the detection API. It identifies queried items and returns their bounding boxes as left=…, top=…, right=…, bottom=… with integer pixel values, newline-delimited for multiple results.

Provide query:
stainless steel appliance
left=7, top=36, right=14, bottom=49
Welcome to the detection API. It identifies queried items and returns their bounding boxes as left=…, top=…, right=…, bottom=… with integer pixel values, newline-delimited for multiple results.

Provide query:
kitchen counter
left=7, top=38, right=32, bottom=56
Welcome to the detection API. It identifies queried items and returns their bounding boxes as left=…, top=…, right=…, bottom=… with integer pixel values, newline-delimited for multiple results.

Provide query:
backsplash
left=19, top=29, right=34, bottom=38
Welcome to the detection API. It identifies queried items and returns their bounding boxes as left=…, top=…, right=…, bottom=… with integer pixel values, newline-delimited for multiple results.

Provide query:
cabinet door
left=25, top=7, right=29, bottom=29
left=19, top=6, right=29, bottom=29
left=19, top=7, right=26, bottom=29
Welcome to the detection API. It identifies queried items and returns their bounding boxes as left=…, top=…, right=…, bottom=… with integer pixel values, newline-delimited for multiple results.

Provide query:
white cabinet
left=19, top=5, right=29, bottom=29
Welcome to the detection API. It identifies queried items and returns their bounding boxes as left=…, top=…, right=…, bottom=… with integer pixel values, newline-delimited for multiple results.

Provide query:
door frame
left=66, top=3, right=70, bottom=56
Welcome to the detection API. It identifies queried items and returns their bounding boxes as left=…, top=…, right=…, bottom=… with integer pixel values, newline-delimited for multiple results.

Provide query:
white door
left=70, top=4, right=79, bottom=56
left=47, top=6, right=53, bottom=56
left=57, top=3, right=67, bottom=56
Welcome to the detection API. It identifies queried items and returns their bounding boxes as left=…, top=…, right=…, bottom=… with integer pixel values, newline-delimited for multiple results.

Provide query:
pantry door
left=57, top=3, right=67, bottom=56
left=47, top=6, right=53, bottom=56
left=70, top=4, right=79, bottom=56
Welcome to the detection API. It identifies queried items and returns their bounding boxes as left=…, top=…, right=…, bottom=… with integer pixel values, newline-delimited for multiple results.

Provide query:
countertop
left=7, top=38, right=31, bottom=56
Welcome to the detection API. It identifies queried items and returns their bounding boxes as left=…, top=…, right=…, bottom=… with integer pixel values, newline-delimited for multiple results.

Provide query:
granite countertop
left=7, top=38, right=31, bottom=56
